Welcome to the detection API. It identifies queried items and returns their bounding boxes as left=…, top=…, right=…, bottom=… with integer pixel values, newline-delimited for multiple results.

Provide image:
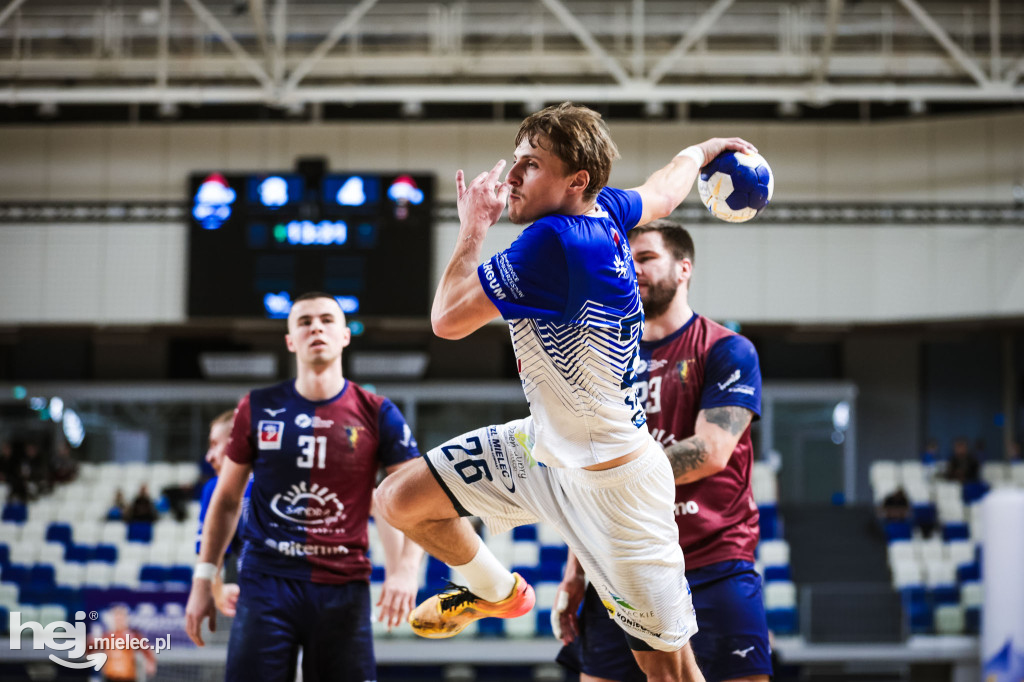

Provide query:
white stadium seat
left=913, top=538, right=944, bottom=563
left=84, top=562, right=113, bottom=588
left=763, top=581, right=796, bottom=609
left=887, top=542, right=915, bottom=565
left=891, top=559, right=923, bottom=588
left=981, top=462, right=1008, bottom=486
left=934, top=604, right=965, bottom=634
left=923, top=560, right=956, bottom=588
left=100, top=522, right=126, bottom=545
left=960, top=582, right=983, bottom=607
left=945, top=540, right=975, bottom=567
left=758, top=540, right=790, bottom=567
left=38, top=604, right=67, bottom=626
left=55, top=562, right=86, bottom=588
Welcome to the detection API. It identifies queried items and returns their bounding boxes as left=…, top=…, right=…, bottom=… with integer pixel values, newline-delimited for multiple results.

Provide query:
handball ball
left=697, top=150, right=774, bottom=223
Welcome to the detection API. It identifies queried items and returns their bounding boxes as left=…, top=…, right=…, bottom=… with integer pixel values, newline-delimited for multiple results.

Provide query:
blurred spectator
left=919, top=437, right=940, bottom=466
left=1010, top=441, right=1022, bottom=462
left=21, top=442, right=52, bottom=498
left=879, top=486, right=911, bottom=523
left=107, top=489, right=128, bottom=521
left=50, top=442, right=79, bottom=484
left=945, top=437, right=980, bottom=484
left=972, top=437, right=988, bottom=462
left=89, top=604, right=156, bottom=682
left=127, top=484, right=158, bottom=523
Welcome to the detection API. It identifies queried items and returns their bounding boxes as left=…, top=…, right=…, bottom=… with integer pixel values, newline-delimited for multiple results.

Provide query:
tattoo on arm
left=664, top=437, right=709, bottom=480
left=703, top=406, right=753, bottom=436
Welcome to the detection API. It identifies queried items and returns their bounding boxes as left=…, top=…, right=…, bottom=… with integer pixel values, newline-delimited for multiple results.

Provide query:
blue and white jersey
left=477, top=187, right=649, bottom=468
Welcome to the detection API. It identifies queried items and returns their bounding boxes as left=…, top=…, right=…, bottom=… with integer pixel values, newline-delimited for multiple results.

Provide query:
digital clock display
left=187, top=171, right=434, bottom=318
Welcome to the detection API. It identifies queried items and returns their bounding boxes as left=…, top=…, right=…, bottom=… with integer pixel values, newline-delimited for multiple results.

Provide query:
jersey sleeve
left=477, top=220, right=569, bottom=322
left=699, top=335, right=762, bottom=417
left=376, top=398, right=421, bottom=468
left=597, top=187, right=644, bottom=232
left=224, top=394, right=255, bottom=465
left=196, top=477, right=216, bottom=553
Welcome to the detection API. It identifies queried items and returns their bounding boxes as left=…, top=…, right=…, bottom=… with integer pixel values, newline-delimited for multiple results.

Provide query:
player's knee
left=374, top=473, right=423, bottom=530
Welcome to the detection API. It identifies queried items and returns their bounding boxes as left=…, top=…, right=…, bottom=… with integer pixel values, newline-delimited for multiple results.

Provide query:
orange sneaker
left=408, top=572, right=536, bottom=639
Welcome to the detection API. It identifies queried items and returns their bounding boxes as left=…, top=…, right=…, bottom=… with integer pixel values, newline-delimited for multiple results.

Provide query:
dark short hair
left=293, top=291, right=342, bottom=308
left=515, top=102, right=619, bottom=201
left=630, top=219, right=695, bottom=263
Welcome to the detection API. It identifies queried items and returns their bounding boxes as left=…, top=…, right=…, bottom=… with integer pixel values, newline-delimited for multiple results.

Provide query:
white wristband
left=193, top=562, right=218, bottom=581
left=676, top=145, right=705, bottom=168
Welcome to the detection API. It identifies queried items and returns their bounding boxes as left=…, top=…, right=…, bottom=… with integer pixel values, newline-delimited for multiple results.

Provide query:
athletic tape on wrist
left=676, top=146, right=706, bottom=167
left=193, top=562, right=218, bottom=581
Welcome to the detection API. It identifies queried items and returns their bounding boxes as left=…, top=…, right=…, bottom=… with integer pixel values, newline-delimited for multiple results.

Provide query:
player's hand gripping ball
left=697, top=150, right=774, bottom=223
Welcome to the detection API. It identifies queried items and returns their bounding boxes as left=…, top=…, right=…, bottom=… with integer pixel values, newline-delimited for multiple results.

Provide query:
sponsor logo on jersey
left=481, top=262, right=506, bottom=301
left=647, top=358, right=668, bottom=373
left=491, top=429, right=516, bottom=493
left=264, top=407, right=286, bottom=417
left=264, top=538, right=349, bottom=557
left=615, top=613, right=662, bottom=640
left=732, top=646, right=756, bottom=658
left=676, top=359, right=694, bottom=385
left=269, top=482, right=346, bottom=527
left=674, top=500, right=700, bottom=516
left=613, top=254, right=629, bottom=278
left=296, top=414, right=336, bottom=429
left=609, top=593, right=637, bottom=611
left=728, top=384, right=756, bottom=396
left=257, top=420, right=285, bottom=450
left=717, top=369, right=741, bottom=391
left=344, top=425, right=365, bottom=449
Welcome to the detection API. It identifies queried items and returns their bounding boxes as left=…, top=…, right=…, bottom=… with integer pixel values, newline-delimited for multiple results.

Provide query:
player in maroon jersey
left=555, top=220, right=771, bottom=682
left=185, top=292, right=424, bottom=682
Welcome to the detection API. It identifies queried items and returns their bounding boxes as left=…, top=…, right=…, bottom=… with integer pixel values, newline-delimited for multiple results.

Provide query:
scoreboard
left=187, top=169, right=434, bottom=319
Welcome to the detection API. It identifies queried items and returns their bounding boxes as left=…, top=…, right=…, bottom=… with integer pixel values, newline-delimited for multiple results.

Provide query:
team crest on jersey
left=257, top=420, right=285, bottom=450
left=676, top=359, right=694, bottom=385
left=344, top=425, right=365, bottom=449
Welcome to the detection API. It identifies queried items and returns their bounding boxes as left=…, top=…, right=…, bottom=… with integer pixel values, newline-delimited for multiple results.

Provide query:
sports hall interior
left=0, top=1, right=1022, bottom=681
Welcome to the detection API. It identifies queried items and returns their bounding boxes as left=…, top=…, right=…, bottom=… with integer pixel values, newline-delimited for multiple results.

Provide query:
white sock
left=450, top=541, right=517, bottom=602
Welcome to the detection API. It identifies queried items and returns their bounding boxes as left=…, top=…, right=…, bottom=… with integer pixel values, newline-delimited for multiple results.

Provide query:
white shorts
left=424, top=418, right=697, bottom=652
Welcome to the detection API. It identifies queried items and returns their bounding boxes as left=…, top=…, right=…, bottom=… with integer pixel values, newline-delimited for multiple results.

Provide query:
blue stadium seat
left=536, top=560, right=565, bottom=583
left=476, top=618, right=505, bottom=637
left=964, top=606, right=981, bottom=635
left=0, top=545, right=9, bottom=569
left=509, top=567, right=536, bottom=587
left=536, top=609, right=554, bottom=638
left=369, top=565, right=385, bottom=582
left=45, top=523, right=73, bottom=546
left=765, top=608, right=798, bottom=635
left=0, top=606, right=8, bottom=634
left=942, top=522, right=970, bottom=542
left=931, top=585, right=959, bottom=606
left=512, top=525, right=538, bottom=541
left=165, top=566, right=192, bottom=583
left=906, top=600, right=934, bottom=634
left=139, top=566, right=166, bottom=583
left=1, top=503, right=27, bottom=523
left=127, top=522, right=153, bottom=544
left=759, top=504, right=779, bottom=540
left=425, top=557, right=449, bottom=586
left=94, top=544, right=118, bottom=563
left=29, top=564, right=56, bottom=590
left=763, top=565, right=791, bottom=582
left=956, top=562, right=981, bottom=583
left=885, top=520, right=913, bottom=542
left=962, top=481, right=989, bottom=504
left=1, top=563, right=29, bottom=586
left=539, top=545, right=568, bottom=564
left=911, top=503, right=937, bottom=531
left=65, top=545, right=94, bottom=563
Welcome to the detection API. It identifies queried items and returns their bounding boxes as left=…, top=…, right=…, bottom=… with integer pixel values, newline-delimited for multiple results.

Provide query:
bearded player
left=555, top=220, right=770, bottom=682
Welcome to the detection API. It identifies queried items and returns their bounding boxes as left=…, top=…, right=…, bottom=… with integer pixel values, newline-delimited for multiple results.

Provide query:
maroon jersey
left=225, top=379, right=419, bottom=584
left=637, top=313, right=762, bottom=570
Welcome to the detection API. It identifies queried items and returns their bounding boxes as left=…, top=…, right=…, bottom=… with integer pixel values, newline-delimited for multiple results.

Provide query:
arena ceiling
left=0, top=0, right=1022, bottom=120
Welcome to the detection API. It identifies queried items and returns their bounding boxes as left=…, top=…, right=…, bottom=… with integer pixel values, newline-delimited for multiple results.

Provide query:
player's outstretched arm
left=664, top=406, right=754, bottom=485
left=185, top=458, right=251, bottom=646
left=552, top=549, right=587, bottom=645
left=631, top=137, right=758, bottom=227
left=372, top=476, right=425, bottom=629
left=431, top=161, right=506, bottom=339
